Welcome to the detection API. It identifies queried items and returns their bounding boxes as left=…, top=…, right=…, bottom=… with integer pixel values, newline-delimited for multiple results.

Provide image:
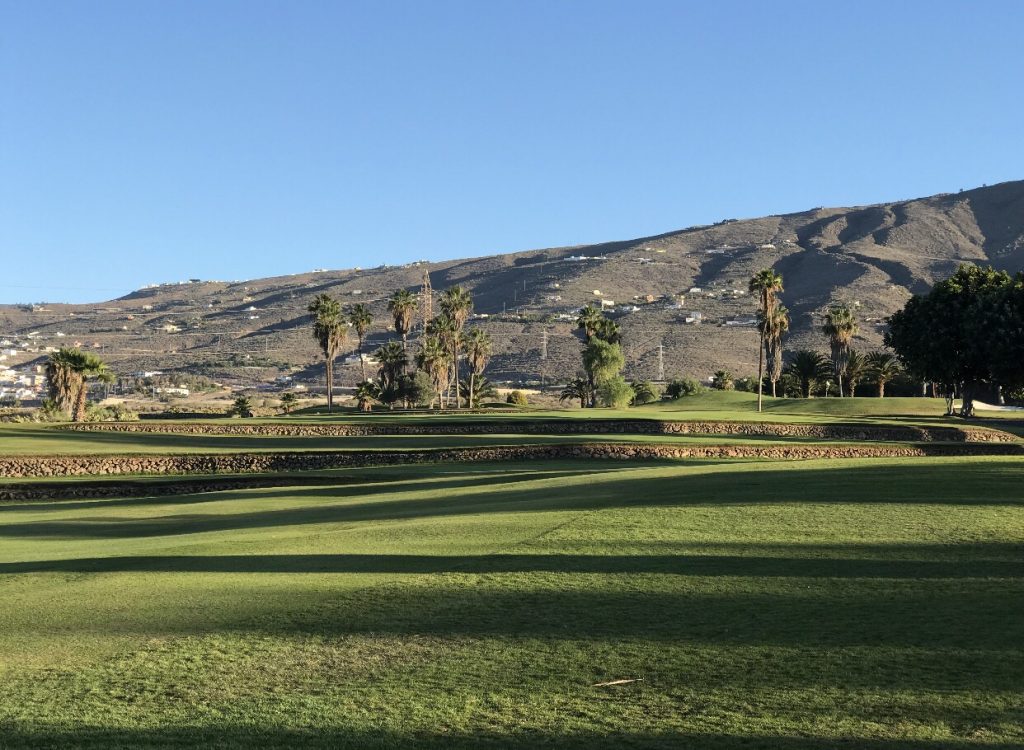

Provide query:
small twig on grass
left=592, top=678, right=643, bottom=687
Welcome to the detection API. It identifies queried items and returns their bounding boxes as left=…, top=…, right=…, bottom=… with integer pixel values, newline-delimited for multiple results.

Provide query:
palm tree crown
left=387, top=289, right=418, bottom=350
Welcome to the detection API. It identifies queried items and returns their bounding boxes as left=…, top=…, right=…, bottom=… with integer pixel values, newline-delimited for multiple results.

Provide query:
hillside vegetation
left=2, top=180, right=1023, bottom=386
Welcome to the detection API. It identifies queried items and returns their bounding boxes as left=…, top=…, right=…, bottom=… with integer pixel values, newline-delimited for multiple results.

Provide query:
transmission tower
left=657, top=343, right=665, bottom=381
left=420, top=270, right=433, bottom=331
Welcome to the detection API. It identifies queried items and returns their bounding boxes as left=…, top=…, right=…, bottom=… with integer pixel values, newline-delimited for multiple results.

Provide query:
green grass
left=0, top=426, right=884, bottom=456
left=1, top=456, right=1023, bottom=748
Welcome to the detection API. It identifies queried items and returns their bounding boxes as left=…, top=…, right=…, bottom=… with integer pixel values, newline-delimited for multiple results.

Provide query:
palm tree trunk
left=72, top=381, right=88, bottom=422
left=878, top=380, right=885, bottom=398
left=469, top=370, right=476, bottom=409
left=326, top=358, right=333, bottom=412
left=756, top=335, right=764, bottom=412
left=453, top=346, right=461, bottom=409
left=771, top=379, right=777, bottom=398
left=358, top=337, right=366, bottom=381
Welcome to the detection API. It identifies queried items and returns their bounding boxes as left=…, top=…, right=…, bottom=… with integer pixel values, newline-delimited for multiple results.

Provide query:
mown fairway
left=1, top=450, right=1023, bottom=748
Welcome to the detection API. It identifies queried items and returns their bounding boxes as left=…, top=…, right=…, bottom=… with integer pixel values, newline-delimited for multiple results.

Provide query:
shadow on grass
left=2, top=726, right=1022, bottom=750
left=2, top=460, right=1022, bottom=540
left=0, top=465, right=627, bottom=513
left=2, top=551, right=1022, bottom=579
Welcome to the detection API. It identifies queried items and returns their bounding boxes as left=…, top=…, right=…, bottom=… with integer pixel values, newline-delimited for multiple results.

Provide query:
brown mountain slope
left=2, top=180, right=1022, bottom=387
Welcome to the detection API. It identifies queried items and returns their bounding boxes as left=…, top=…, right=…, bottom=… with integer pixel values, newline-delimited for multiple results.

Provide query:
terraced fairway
left=1, top=447, right=1023, bottom=748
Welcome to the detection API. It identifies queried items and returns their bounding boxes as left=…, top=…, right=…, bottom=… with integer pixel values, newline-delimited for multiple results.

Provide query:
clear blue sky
left=3, top=1, right=1022, bottom=303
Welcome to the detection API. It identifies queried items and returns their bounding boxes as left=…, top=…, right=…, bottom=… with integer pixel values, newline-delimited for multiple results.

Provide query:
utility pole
left=541, top=331, right=548, bottom=360
left=657, top=343, right=664, bottom=382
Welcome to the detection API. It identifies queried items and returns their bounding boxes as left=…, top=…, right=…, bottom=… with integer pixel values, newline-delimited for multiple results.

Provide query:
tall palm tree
left=821, top=304, right=859, bottom=397
left=784, top=349, right=832, bottom=398
left=749, top=268, right=784, bottom=411
left=762, top=304, right=790, bottom=397
left=439, top=286, right=473, bottom=409
left=348, top=303, right=373, bottom=381
left=463, top=328, right=492, bottom=408
left=308, top=293, right=347, bottom=412
left=866, top=350, right=902, bottom=397
left=576, top=305, right=604, bottom=342
left=387, top=289, right=418, bottom=358
left=415, top=334, right=449, bottom=410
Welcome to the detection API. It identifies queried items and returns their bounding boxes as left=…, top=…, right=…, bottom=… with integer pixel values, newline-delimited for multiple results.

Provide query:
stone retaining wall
left=59, top=420, right=1015, bottom=442
left=2, top=442, right=1022, bottom=486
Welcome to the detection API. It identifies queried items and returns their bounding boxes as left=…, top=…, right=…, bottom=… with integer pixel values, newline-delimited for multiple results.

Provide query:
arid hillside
left=3, top=180, right=1022, bottom=387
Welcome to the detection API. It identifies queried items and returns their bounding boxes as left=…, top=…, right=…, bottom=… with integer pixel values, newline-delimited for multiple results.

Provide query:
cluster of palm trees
left=749, top=267, right=904, bottom=400
left=45, top=347, right=113, bottom=422
left=309, top=285, right=493, bottom=411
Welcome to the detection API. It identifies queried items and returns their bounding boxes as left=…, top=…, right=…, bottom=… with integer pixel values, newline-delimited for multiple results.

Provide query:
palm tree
left=230, top=396, right=253, bottom=418
left=354, top=380, right=380, bottom=412
left=387, top=289, right=418, bottom=358
left=47, top=348, right=112, bottom=422
left=559, top=377, right=594, bottom=409
left=762, top=304, right=790, bottom=397
left=348, top=303, right=373, bottom=381
left=749, top=268, right=784, bottom=411
left=843, top=349, right=868, bottom=397
left=576, top=305, right=604, bottom=342
left=46, top=348, right=83, bottom=415
left=278, top=392, right=299, bottom=414
left=866, top=351, right=902, bottom=397
left=373, top=341, right=407, bottom=407
left=821, top=304, right=859, bottom=397
left=439, top=286, right=473, bottom=409
left=308, top=293, right=347, bottom=412
left=784, top=350, right=832, bottom=398
left=427, top=314, right=459, bottom=408
left=459, top=376, right=497, bottom=408
left=415, top=335, right=449, bottom=410
left=711, top=370, right=734, bottom=391
left=463, top=328, right=492, bottom=408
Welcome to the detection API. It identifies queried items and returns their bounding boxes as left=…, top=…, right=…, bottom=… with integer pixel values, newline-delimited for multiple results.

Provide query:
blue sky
left=2, top=1, right=1022, bottom=303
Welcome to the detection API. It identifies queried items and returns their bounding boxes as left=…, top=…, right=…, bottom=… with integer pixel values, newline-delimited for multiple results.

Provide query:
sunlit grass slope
left=1, top=457, right=1022, bottom=748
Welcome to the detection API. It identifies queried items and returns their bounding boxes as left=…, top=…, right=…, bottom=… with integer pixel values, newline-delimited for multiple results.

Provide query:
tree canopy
left=885, top=264, right=1024, bottom=416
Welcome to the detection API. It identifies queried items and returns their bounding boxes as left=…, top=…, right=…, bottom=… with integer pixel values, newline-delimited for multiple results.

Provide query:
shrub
left=36, top=399, right=69, bottom=422
left=229, top=396, right=253, bottom=418
left=630, top=380, right=661, bottom=405
left=665, top=378, right=703, bottom=399
left=711, top=370, right=734, bottom=390
left=506, top=390, right=528, bottom=406
left=598, top=376, right=634, bottom=408
left=402, top=371, right=436, bottom=407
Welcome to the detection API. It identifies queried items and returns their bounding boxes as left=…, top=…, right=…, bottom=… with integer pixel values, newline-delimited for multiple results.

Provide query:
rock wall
left=58, top=420, right=1016, bottom=442
left=2, top=442, right=1022, bottom=486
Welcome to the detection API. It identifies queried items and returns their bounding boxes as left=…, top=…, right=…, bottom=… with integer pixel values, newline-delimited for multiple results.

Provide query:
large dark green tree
left=886, top=264, right=1023, bottom=416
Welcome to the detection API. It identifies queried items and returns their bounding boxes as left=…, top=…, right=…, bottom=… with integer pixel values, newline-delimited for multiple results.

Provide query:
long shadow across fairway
left=3, top=727, right=1023, bottom=750
left=0, top=465, right=625, bottom=513
left=2, top=550, right=1022, bottom=579
left=1, top=460, right=1022, bottom=540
